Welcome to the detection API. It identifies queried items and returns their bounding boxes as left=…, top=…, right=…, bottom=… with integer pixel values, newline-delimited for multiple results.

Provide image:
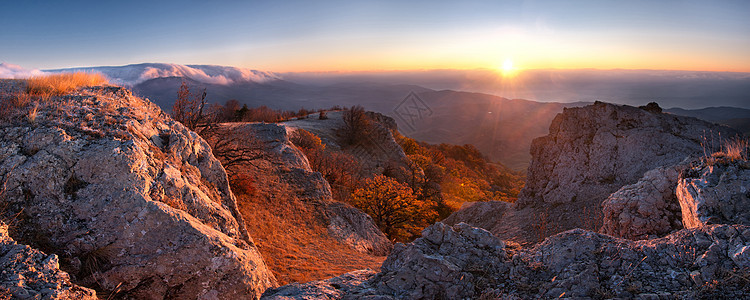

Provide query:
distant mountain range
left=45, top=63, right=750, bottom=171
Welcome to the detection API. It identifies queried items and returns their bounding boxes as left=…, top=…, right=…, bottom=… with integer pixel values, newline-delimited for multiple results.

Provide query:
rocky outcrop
left=283, top=111, right=413, bottom=180
left=520, top=101, right=736, bottom=210
left=0, top=85, right=276, bottom=298
left=677, top=159, right=750, bottom=228
left=1, top=223, right=97, bottom=299
left=264, top=222, right=750, bottom=299
left=600, top=164, right=687, bottom=240
left=473, top=102, right=740, bottom=243
left=207, top=122, right=392, bottom=255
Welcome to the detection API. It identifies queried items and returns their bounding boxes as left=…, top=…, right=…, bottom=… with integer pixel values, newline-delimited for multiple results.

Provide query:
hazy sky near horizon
left=1, top=0, right=749, bottom=72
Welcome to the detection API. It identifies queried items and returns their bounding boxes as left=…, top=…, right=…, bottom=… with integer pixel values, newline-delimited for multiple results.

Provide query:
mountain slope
left=666, top=106, right=750, bottom=135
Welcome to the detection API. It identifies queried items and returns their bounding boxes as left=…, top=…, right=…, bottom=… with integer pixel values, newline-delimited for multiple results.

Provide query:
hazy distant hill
left=665, top=107, right=750, bottom=135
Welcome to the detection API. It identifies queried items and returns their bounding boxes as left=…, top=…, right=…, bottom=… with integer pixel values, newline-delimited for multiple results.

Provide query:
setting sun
left=502, top=59, right=513, bottom=72
left=500, top=58, right=518, bottom=76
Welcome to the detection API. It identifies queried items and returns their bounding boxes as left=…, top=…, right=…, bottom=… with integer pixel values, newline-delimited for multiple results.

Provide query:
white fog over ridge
left=44, top=63, right=281, bottom=86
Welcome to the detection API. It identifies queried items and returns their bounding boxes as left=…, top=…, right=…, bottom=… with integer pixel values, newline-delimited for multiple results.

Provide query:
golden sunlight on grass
left=238, top=197, right=384, bottom=284
left=27, top=72, right=108, bottom=96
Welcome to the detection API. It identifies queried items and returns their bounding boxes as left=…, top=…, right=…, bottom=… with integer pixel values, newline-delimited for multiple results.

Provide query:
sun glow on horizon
left=499, top=58, right=519, bottom=77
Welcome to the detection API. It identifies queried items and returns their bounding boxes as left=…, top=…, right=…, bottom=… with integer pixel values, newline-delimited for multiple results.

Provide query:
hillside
left=666, top=106, right=750, bottom=135
left=198, top=122, right=390, bottom=285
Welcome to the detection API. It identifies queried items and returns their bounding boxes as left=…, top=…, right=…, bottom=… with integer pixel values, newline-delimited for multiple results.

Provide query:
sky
left=1, top=0, right=749, bottom=72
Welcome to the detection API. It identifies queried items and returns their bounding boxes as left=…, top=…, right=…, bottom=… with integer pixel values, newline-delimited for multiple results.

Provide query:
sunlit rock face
left=517, top=101, right=739, bottom=236
left=0, top=84, right=276, bottom=299
left=677, top=159, right=750, bottom=229
left=601, top=164, right=687, bottom=240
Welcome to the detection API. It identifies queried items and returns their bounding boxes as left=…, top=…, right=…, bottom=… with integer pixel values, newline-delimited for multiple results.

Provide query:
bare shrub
left=199, top=125, right=267, bottom=174
left=0, top=92, right=31, bottom=121
left=339, top=105, right=372, bottom=145
left=229, top=172, right=256, bottom=196
left=171, top=81, right=206, bottom=130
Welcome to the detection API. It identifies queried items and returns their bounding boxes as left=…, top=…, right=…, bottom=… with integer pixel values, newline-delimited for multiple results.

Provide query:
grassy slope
left=231, top=165, right=384, bottom=285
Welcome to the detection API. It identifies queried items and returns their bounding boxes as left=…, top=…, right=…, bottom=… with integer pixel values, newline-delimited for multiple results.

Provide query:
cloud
left=138, top=64, right=280, bottom=85
left=48, top=63, right=281, bottom=86
left=0, top=63, right=46, bottom=79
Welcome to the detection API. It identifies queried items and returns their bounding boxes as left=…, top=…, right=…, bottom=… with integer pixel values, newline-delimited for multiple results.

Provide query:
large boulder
left=1, top=222, right=97, bottom=299
left=0, top=85, right=276, bottom=298
left=677, top=159, right=750, bottom=228
left=372, top=222, right=508, bottom=299
left=600, top=164, right=687, bottom=240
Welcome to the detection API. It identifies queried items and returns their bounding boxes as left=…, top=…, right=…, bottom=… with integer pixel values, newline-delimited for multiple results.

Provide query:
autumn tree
left=171, top=81, right=206, bottom=130
left=290, top=128, right=324, bottom=151
left=351, top=174, right=435, bottom=241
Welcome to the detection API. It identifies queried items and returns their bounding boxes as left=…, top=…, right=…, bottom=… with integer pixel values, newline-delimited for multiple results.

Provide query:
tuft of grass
left=26, top=72, right=108, bottom=96
left=722, top=138, right=749, bottom=161
left=26, top=102, right=38, bottom=125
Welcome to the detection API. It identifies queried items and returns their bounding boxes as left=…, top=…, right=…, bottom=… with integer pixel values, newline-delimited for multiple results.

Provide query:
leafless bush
left=339, top=105, right=373, bottom=145
left=199, top=125, right=267, bottom=174
left=171, top=81, right=206, bottom=130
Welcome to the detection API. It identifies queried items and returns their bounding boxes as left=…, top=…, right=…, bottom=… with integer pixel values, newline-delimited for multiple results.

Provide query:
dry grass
left=235, top=181, right=384, bottom=285
left=26, top=72, right=108, bottom=96
left=721, top=138, right=749, bottom=161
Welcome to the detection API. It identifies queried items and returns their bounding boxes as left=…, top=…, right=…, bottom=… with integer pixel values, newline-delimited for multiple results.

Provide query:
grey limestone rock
left=0, top=85, right=276, bottom=299
left=677, top=159, right=750, bottom=228
left=0, top=223, right=97, bottom=300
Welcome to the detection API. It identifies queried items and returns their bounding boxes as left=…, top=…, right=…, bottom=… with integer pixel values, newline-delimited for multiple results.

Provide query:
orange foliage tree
left=351, top=174, right=435, bottom=241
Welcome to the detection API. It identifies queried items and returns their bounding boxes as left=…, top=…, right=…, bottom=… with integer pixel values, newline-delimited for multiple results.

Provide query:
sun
left=499, top=58, right=518, bottom=77
left=502, top=59, right=514, bottom=72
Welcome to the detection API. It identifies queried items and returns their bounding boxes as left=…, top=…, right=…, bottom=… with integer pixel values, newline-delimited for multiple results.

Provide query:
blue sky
left=1, top=0, right=749, bottom=72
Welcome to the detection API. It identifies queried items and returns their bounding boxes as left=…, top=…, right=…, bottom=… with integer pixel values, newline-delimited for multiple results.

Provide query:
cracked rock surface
left=0, top=84, right=276, bottom=299
left=678, top=159, right=750, bottom=229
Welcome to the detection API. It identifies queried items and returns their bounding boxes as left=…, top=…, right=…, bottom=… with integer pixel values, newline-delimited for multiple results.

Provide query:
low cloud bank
left=48, top=63, right=280, bottom=86
left=0, top=63, right=46, bottom=79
